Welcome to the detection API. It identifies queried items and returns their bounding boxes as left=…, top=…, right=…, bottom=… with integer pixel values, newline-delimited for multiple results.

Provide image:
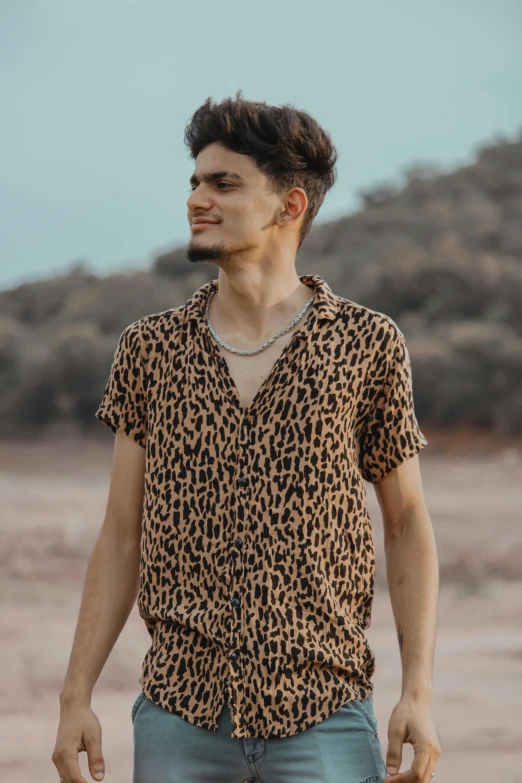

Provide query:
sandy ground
left=1, top=437, right=521, bottom=783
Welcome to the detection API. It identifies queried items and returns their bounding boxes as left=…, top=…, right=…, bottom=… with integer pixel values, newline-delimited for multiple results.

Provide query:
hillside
left=1, top=132, right=521, bottom=439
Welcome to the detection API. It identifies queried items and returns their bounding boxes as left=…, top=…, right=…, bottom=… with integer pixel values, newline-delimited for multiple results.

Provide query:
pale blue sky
left=1, top=0, right=521, bottom=289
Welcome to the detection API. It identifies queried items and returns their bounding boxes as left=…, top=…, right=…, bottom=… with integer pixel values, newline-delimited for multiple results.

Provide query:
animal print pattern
left=95, top=273, right=428, bottom=739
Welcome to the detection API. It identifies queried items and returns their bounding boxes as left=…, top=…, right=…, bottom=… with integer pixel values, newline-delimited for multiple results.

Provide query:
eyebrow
left=189, top=170, right=243, bottom=186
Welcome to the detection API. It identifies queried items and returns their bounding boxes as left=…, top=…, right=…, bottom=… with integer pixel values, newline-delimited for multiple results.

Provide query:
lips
left=192, top=218, right=220, bottom=225
left=191, top=221, right=218, bottom=231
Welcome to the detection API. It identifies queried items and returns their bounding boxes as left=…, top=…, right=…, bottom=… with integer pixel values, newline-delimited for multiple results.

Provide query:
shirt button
left=217, top=357, right=226, bottom=366
left=236, top=477, right=248, bottom=487
left=234, top=537, right=243, bottom=548
left=229, top=651, right=238, bottom=659
left=231, top=597, right=240, bottom=606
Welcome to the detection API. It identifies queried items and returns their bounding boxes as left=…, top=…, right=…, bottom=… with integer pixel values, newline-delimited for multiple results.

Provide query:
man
left=53, top=92, right=441, bottom=783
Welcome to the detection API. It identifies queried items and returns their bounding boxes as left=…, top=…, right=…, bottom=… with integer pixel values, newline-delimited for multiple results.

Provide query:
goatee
left=186, top=242, right=227, bottom=264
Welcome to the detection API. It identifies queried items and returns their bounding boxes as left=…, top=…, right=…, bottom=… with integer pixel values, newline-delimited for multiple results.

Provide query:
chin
left=186, top=241, right=227, bottom=264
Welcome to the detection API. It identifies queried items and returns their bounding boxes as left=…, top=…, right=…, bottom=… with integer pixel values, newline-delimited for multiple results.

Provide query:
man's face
left=186, top=142, right=289, bottom=265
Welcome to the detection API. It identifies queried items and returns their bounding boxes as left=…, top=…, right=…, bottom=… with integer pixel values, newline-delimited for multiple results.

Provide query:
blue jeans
left=132, top=691, right=387, bottom=783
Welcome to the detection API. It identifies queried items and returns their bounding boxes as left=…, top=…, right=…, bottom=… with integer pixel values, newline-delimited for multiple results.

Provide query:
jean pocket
left=131, top=691, right=147, bottom=724
left=345, top=696, right=379, bottom=734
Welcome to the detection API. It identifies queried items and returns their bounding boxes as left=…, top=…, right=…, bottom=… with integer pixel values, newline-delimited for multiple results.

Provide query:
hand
left=52, top=699, right=105, bottom=782
left=384, top=696, right=441, bottom=783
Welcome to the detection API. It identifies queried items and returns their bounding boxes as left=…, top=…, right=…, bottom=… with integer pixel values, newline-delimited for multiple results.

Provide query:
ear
left=278, top=187, right=308, bottom=225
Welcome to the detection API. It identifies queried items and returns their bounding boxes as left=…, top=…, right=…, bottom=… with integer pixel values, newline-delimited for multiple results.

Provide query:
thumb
left=85, top=733, right=105, bottom=781
left=385, top=731, right=403, bottom=778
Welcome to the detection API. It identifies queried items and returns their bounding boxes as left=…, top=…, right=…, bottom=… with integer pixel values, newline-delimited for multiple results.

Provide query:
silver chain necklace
left=205, top=287, right=315, bottom=356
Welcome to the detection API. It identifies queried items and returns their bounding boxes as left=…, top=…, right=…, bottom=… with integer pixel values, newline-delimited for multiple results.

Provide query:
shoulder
left=121, top=306, right=184, bottom=339
left=334, top=295, right=405, bottom=348
left=115, top=307, right=184, bottom=367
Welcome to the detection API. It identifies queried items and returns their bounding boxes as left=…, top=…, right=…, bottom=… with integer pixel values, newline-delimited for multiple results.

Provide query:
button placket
left=226, top=534, right=243, bottom=674
left=227, top=422, right=254, bottom=728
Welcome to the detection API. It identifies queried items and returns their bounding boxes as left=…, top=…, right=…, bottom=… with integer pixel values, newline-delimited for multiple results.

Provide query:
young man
left=53, top=92, right=441, bottom=783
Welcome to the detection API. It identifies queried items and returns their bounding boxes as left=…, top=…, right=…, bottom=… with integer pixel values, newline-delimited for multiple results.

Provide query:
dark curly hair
left=183, top=89, right=339, bottom=250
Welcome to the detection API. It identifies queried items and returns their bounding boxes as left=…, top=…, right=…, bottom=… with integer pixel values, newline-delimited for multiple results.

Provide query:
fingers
left=84, top=733, right=105, bottom=781
left=52, top=722, right=104, bottom=783
left=422, top=757, right=437, bottom=783
left=385, top=726, right=404, bottom=778
left=384, top=766, right=423, bottom=783
left=52, top=749, right=90, bottom=783
left=384, top=753, right=438, bottom=783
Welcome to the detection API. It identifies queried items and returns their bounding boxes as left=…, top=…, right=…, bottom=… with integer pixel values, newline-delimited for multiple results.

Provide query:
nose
left=187, top=185, right=213, bottom=215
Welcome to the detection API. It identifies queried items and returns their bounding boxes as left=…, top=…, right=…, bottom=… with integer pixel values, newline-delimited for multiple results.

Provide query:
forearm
left=384, top=508, right=439, bottom=702
left=59, top=526, right=140, bottom=705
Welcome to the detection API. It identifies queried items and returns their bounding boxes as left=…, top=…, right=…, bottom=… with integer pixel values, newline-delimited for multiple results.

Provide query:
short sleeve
left=95, top=320, right=148, bottom=447
left=358, top=329, right=428, bottom=483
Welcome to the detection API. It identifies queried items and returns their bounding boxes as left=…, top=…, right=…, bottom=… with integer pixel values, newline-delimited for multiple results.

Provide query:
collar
left=181, top=274, right=339, bottom=329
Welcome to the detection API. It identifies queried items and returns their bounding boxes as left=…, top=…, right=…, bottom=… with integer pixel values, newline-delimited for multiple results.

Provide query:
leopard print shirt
left=95, top=273, right=428, bottom=738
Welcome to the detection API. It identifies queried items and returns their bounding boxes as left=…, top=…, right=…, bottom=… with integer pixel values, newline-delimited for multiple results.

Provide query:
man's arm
left=374, top=453, right=441, bottom=782
left=52, top=431, right=146, bottom=783
left=375, top=452, right=438, bottom=701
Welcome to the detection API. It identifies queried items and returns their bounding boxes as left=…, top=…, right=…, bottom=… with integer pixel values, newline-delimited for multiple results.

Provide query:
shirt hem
left=139, top=677, right=375, bottom=739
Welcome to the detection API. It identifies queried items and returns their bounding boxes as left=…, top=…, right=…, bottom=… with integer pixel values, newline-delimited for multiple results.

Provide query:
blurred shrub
left=1, top=133, right=522, bottom=437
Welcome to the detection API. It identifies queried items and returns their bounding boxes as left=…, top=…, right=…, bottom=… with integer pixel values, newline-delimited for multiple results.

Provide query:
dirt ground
left=1, top=437, right=521, bottom=783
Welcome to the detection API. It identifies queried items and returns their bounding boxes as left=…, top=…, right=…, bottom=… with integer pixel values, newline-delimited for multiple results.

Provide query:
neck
left=208, top=269, right=313, bottom=341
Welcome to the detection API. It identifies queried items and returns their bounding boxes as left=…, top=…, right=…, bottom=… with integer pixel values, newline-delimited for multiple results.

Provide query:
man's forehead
left=192, top=146, right=260, bottom=181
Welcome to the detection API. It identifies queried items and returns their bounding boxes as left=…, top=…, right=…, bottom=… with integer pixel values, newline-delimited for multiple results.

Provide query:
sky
left=1, top=0, right=521, bottom=290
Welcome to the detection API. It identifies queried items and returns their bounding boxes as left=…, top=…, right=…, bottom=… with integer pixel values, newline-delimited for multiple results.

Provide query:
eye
left=187, top=182, right=232, bottom=193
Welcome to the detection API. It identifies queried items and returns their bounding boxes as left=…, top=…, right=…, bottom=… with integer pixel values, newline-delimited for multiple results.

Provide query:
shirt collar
left=181, top=274, right=339, bottom=329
